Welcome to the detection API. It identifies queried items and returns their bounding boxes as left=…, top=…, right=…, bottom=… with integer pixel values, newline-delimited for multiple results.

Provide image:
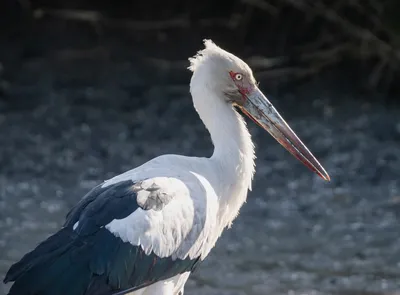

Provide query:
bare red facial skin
left=229, top=71, right=254, bottom=99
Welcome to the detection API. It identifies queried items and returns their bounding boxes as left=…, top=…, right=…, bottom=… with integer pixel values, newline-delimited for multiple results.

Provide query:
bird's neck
left=191, top=86, right=255, bottom=225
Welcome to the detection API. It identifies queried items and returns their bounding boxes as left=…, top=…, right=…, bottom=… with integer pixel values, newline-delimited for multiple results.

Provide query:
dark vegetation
left=2, top=0, right=400, bottom=97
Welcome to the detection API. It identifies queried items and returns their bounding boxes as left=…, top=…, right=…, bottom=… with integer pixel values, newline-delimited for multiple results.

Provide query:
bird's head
left=189, top=39, right=330, bottom=181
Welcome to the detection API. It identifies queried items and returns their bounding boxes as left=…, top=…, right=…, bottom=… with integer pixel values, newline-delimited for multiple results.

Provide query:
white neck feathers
left=190, top=80, right=256, bottom=224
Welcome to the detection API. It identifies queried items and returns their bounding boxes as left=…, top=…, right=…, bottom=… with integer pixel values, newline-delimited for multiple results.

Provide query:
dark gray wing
left=4, top=179, right=201, bottom=295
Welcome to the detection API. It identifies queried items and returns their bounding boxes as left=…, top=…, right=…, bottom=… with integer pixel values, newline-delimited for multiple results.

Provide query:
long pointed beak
left=240, top=87, right=330, bottom=181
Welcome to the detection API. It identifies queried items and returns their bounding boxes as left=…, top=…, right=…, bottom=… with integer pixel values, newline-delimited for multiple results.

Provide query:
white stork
left=3, top=40, right=330, bottom=295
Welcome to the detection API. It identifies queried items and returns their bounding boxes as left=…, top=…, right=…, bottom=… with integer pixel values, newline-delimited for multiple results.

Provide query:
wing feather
left=4, top=177, right=202, bottom=295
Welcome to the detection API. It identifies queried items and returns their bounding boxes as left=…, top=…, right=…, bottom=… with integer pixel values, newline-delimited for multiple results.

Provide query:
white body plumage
left=101, top=92, right=255, bottom=294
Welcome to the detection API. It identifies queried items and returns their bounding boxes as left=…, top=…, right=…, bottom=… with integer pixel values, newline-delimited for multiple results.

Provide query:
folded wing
left=4, top=178, right=202, bottom=295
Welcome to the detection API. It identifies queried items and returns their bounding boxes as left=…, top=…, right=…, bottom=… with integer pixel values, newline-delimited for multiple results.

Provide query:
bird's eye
left=234, top=73, right=243, bottom=81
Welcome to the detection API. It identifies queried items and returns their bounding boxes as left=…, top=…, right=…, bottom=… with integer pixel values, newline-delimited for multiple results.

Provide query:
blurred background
left=0, top=0, right=399, bottom=294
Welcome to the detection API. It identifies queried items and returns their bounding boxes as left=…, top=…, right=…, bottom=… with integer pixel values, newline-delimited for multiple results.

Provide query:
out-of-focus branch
left=246, top=56, right=287, bottom=69
left=242, top=0, right=400, bottom=87
left=241, top=0, right=279, bottom=15
left=32, top=1, right=400, bottom=89
left=348, top=0, right=384, bottom=31
left=299, top=43, right=353, bottom=61
left=33, top=8, right=243, bottom=30
left=34, top=9, right=190, bottom=30
left=279, top=0, right=400, bottom=62
left=255, top=43, right=354, bottom=80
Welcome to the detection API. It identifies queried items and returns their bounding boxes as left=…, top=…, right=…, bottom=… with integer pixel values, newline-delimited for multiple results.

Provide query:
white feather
left=103, top=39, right=256, bottom=294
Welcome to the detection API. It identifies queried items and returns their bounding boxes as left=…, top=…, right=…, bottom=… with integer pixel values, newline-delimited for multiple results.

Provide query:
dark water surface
left=0, top=21, right=399, bottom=295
